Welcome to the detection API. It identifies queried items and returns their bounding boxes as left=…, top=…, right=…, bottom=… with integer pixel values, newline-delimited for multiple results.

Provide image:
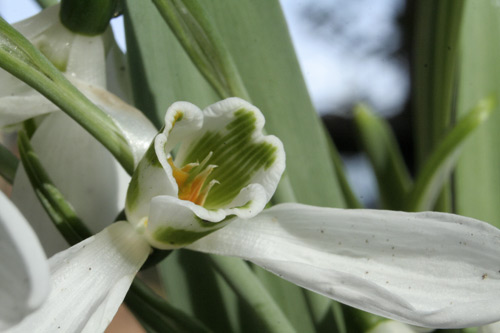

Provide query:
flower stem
left=60, top=0, right=119, bottom=36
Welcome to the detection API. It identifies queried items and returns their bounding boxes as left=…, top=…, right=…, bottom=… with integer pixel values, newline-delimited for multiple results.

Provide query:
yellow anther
left=167, top=153, right=218, bottom=206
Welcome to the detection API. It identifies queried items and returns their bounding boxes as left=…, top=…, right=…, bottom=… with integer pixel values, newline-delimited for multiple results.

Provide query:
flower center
left=167, top=152, right=219, bottom=206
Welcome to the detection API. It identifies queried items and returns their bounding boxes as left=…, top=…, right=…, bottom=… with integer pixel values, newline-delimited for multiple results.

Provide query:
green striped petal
left=126, top=98, right=285, bottom=249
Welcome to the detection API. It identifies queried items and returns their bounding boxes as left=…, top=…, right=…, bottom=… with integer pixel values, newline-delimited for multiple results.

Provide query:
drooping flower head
left=126, top=98, right=285, bottom=249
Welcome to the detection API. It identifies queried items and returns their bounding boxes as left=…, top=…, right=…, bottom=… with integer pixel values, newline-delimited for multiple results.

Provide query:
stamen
left=167, top=152, right=219, bottom=206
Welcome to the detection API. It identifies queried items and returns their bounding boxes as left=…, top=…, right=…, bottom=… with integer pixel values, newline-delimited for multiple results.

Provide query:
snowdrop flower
left=125, top=98, right=285, bottom=248
left=5, top=97, right=500, bottom=331
left=0, top=5, right=156, bottom=256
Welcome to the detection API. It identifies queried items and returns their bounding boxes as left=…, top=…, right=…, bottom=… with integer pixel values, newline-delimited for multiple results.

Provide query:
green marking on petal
left=152, top=226, right=217, bottom=246
left=126, top=170, right=140, bottom=211
left=194, top=215, right=236, bottom=227
left=145, top=142, right=162, bottom=168
left=180, top=108, right=278, bottom=209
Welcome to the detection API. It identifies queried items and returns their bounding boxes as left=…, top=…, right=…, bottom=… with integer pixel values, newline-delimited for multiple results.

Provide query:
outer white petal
left=11, top=112, right=130, bottom=256
left=73, top=80, right=157, bottom=164
left=0, top=192, right=50, bottom=330
left=188, top=203, right=500, bottom=328
left=7, top=222, right=151, bottom=333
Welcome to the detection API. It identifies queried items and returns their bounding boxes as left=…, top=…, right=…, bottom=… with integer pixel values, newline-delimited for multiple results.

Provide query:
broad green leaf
left=0, top=142, right=18, bottom=184
left=0, top=17, right=134, bottom=173
left=354, top=105, right=412, bottom=210
left=252, top=265, right=316, bottom=333
left=152, top=0, right=248, bottom=100
left=411, top=0, right=464, bottom=212
left=159, top=250, right=240, bottom=332
left=209, top=255, right=295, bottom=333
left=454, top=0, right=500, bottom=228
left=406, top=98, right=493, bottom=212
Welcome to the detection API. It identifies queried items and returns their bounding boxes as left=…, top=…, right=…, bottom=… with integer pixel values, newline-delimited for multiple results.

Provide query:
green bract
left=126, top=98, right=285, bottom=249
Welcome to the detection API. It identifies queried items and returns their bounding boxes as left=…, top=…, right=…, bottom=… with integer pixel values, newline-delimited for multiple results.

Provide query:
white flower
left=125, top=97, right=285, bottom=248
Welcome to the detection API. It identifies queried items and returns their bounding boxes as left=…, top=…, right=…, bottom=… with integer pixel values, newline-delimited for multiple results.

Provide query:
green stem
left=0, top=142, right=18, bottom=184
left=0, top=17, right=135, bottom=174
left=60, top=0, right=118, bottom=35
left=209, top=255, right=296, bottom=333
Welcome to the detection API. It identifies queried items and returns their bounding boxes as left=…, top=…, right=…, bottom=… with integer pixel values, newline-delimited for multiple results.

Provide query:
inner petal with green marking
left=175, top=108, right=278, bottom=209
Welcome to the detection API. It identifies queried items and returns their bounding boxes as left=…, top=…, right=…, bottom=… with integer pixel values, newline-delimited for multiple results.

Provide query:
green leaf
left=252, top=265, right=316, bottom=333
left=406, top=98, right=494, bottom=212
left=0, top=142, right=18, bottom=184
left=152, top=0, right=248, bottom=100
left=411, top=0, right=465, bottom=212
left=354, top=104, right=412, bottom=210
left=159, top=250, right=240, bottom=332
left=209, top=255, right=295, bottom=333
left=0, top=17, right=134, bottom=174
left=454, top=0, right=500, bottom=228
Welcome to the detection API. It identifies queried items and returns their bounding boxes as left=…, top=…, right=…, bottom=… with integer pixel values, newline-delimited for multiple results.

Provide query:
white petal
left=7, top=222, right=150, bottom=333
left=73, top=80, right=157, bottom=164
left=0, top=192, right=49, bottom=330
left=144, top=195, right=232, bottom=249
left=11, top=112, right=130, bottom=256
left=188, top=203, right=500, bottom=328
left=0, top=94, right=58, bottom=127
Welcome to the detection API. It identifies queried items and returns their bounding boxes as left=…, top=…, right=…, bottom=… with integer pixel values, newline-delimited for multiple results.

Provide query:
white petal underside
left=188, top=203, right=500, bottom=328
left=11, top=112, right=130, bottom=256
left=0, top=192, right=50, bottom=330
left=7, top=222, right=150, bottom=333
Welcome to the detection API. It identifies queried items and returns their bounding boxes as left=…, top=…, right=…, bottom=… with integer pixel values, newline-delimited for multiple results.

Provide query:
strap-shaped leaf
left=412, top=0, right=465, bottom=212
left=406, top=98, right=494, bottom=211
left=354, top=105, right=412, bottom=210
left=209, top=255, right=295, bottom=333
left=454, top=0, right=500, bottom=228
left=0, top=17, right=134, bottom=173
left=152, top=0, right=248, bottom=100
